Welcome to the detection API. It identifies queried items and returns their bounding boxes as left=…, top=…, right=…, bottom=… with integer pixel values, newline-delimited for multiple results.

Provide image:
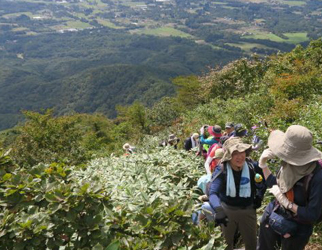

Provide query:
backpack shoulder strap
left=303, top=161, right=322, bottom=202
left=209, top=162, right=225, bottom=183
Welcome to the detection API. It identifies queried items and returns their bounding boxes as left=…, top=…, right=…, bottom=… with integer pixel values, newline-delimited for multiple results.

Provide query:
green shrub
left=11, top=110, right=89, bottom=167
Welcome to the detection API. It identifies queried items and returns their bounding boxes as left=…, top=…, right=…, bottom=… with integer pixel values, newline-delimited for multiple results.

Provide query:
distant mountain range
left=0, top=0, right=321, bottom=130
left=0, top=29, right=240, bottom=130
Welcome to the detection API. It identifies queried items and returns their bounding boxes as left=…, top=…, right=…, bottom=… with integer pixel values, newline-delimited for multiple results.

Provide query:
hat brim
left=208, top=126, right=222, bottom=138
left=221, top=143, right=252, bottom=162
left=268, top=130, right=322, bottom=166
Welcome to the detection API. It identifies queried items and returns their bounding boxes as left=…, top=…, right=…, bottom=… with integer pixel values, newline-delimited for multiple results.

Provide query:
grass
left=3, top=12, right=33, bottom=19
left=226, top=42, right=271, bottom=52
left=97, top=19, right=125, bottom=29
left=134, top=27, right=192, bottom=38
left=222, top=6, right=238, bottom=9
left=283, top=32, right=308, bottom=43
left=212, top=1, right=227, bottom=5
left=51, top=20, right=92, bottom=31
left=281, top=0, right=306, bottom=6
left=243, top=31, right=286, bottom=42
left=65, top=21, right=92, bottom=29
left=243, top=31, right=308, bottom=44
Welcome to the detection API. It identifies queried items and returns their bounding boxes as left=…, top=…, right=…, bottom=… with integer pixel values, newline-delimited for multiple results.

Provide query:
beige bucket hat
left=268, top=125, right=322, bottom=166
left=221, top=137, right=252, bottom=162
left=214, top=148, right=224, bottom=159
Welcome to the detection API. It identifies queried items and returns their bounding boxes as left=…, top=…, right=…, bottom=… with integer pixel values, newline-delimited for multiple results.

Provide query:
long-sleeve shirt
left=199, top=135, right=219, bottom=146
left=266, top=164, right=322, bottom=224
left=209, top=160, right=265, bottom=209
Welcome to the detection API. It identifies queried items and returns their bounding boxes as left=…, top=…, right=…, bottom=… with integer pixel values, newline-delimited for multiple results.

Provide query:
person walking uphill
left=208, top=137, right=266, bottom=250
left=199, top=125, right=222, bottom=158
left=257, top=125, right=322, bottom=250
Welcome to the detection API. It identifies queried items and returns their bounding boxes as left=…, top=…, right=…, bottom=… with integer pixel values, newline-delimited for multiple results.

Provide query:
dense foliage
left=1, top=39, right=322, bottom=249
left=0, top=146, right=226, bottom=249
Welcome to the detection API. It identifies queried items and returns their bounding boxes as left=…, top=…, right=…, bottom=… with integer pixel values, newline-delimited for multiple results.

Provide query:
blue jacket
left=209, top=160, right=265, bottom=209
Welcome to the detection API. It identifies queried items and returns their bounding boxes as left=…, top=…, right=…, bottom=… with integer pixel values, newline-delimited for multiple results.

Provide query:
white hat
left=123, top=143, right=131, bottom=150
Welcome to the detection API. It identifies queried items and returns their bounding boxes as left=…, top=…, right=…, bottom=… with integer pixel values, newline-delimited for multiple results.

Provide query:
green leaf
left=45, top=193, right=58, bottom=203
left=2, top=173, right=12, bottom=181
left=19, top=220, right=33, bottom=229
left=105, top=240, right=120, bottom=250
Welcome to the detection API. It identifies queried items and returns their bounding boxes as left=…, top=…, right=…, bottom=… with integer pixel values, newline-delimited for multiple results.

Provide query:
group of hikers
left=184, top=122, right=322, bottom=250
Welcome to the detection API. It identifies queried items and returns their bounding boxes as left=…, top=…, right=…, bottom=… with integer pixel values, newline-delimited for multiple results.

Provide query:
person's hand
left=198, top=195, right=209, bottom=202
left=214, top=206, right=228, bottom=227
left=200, top=126, right=205, bottom=135
left=269, top=185, right=292, bottom=209
left=259, top=148, right=275, bottom=169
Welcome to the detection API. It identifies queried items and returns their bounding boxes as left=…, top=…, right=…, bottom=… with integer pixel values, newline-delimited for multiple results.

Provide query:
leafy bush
left=0, top=157, right=116, bottom=249
left=11, top=110, right=89, bottom=167
left=73, top=146, right=226, bottom=249
left=0, top=145, right=226, bottom=249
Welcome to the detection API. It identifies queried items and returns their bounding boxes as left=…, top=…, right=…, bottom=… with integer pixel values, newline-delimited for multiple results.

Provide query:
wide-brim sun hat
left=221, top=137, right=252, bottom=162
left=123, top=143, right=131, bottom=150
left=192, top=133, right=199, bottom=139
left=268, top=125, right=322, bottom=166
left=214, top=148, right=224, bottom=159
left=225, top=122, right=234, bottom=129
left=208, top=125, right=222, bottom=138
left=168, top=134, right=179, bottom=144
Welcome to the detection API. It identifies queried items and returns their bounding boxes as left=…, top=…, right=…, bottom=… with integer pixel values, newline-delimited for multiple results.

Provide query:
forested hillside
left=0, top=28, right=240, bottom=130
left=2, top=0, right=322, bottom=130
left=0, top=39, right=321, bottom=249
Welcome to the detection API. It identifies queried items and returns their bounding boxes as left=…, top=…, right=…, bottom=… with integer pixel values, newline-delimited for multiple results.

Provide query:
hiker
left=199, top=125, right=222, bottom=159
left=193, top=149, right=225, bottom=225
left=159, top=134, right=180, bottom=148
left=251, top=124, right=263, bottom=151
left=123, top=143, right=135, bottom=155
left=208, top=137, right=266, bottom=250
left=234, top=123, right=248, bottom=137
left=204, top=137, right=228, bottom=175
left=184, top=133, right=200, bottom=151
left=224, top=122, right=235, bottom=137
left=167, top=134, right=180, bottom=149
left=257, top=125, right=322, bottom=250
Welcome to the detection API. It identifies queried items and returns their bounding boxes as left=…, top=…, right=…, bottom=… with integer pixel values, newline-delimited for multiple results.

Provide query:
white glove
left=259, top=148, right=275, bottom=169
left=269, top=185, right=291, bottom=209
left=200, top=127, right=205, bottom=135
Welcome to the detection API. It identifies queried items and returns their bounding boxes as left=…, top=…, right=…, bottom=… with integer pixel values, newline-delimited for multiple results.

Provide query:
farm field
left=133, top=26, right=193, bottom=38
left=1, top=0, right=320, bottom=55
left=243, top=31, right=309, bottom=44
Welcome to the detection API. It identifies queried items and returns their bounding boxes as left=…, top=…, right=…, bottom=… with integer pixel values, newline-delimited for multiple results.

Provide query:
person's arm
left=208, top=168, right=224, bottom=209
left=258, top=149, right=276, bottom=180
left=204, top=156, right=213, bottom=175
left=199, top=135, right=216, bottom=145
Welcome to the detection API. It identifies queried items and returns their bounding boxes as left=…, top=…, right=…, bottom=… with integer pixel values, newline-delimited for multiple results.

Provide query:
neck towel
left=191, top=136, right=196, bottom=148
left=226, top=162, right=251, bottom=198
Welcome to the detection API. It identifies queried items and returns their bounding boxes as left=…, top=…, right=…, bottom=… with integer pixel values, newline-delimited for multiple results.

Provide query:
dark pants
left=222, top=203, right=257, bottom=250
left=257, top=203, right=312, bottom=250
